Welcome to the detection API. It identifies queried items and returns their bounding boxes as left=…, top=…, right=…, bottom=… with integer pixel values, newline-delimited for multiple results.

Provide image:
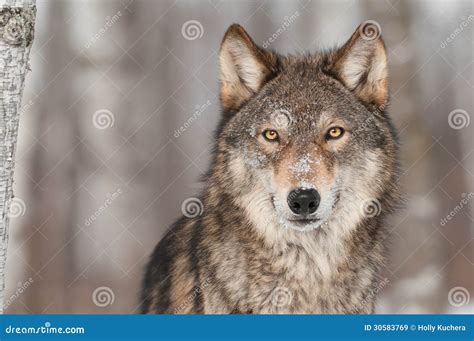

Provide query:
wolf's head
left=214, top=23, right=399, bottom=236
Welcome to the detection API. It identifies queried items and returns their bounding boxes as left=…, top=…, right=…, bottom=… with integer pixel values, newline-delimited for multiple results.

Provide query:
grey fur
left=141, top=23, right=400, bottom=314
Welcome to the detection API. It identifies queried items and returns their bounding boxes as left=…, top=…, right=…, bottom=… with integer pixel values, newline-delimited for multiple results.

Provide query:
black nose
left=287, top=188, right=320, bottom=215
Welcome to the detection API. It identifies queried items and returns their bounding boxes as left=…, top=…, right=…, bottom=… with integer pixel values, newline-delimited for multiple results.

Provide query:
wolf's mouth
left=288, top=218, right=320, bottom=226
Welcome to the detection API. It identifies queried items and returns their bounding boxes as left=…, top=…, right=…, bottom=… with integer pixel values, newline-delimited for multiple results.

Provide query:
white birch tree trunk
left=0, top=0, right=35, bottom=313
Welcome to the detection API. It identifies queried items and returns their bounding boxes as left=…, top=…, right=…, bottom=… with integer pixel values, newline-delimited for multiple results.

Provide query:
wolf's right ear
left=329, top=22, right=389, bottom=109
left=219, top=24, right=279, bottom=113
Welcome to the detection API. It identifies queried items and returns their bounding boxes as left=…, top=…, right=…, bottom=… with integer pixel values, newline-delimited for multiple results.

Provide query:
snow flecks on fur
left=299, top=180, right=317, bottom=190
left=289, top=153, right=318, bottom=178
left=242, top=145, right=267, bottom=168
left=246, top=125, right=257, bottom=138
left=290, top=154, right=312, bottom=176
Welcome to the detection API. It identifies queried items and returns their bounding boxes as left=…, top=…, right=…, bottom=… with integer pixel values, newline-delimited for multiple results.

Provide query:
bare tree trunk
left=0, top=0, right=35, bottom=313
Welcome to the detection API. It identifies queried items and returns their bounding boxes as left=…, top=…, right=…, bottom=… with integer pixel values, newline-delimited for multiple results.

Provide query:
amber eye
left=326, top=127, right=344, bottom=140
left=263, top=129, right=279, bottom=142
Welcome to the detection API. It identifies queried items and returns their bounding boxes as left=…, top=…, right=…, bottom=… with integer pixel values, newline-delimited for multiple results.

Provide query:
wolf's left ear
left=329, top=22, right=388, bottom=108
left=219, top=24, right=279, bottom=113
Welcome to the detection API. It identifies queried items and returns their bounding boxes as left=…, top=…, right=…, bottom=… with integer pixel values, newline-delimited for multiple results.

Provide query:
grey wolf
left=141, top=22, right=400, bottom=314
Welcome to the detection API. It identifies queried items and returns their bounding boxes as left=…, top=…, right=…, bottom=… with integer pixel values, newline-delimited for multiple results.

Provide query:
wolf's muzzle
left=287, top=188, right=320, bottom=216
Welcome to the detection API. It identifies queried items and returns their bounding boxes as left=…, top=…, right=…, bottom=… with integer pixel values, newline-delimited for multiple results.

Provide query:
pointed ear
left=329, top=22, right=388, bottom=108
left=219, top=24, right=279, bottom=113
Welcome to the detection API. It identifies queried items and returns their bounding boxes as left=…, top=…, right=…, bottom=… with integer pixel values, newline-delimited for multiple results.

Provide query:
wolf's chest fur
left=223, top=242, right=331, bottom=313
left=141, top=209, right=381, bottom=314
left=207, top=221, right=375, bottom=314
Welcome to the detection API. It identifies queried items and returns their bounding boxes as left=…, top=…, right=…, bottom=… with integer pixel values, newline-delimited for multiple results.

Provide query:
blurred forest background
left=5, top=0, right=473, bottom=313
